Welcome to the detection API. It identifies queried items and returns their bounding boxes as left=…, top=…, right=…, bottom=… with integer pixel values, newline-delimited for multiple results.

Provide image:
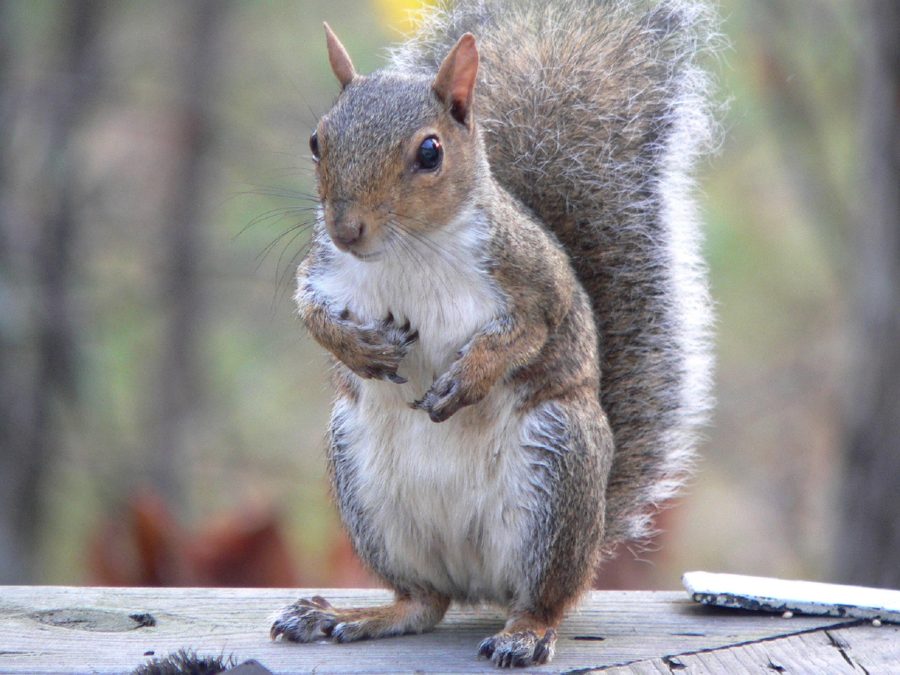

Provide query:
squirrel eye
left=309, top=130, right=320, bottom=161
left=416, top=136, right=442, bottom=171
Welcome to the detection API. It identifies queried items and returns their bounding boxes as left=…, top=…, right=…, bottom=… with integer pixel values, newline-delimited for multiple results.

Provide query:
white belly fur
left=311, top=213, right=538, bottom=601
left=336, top=386, right=533, bottom=601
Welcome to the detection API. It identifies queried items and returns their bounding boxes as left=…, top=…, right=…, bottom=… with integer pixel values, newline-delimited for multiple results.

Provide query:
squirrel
left=270, top=0, right=716, bottom=667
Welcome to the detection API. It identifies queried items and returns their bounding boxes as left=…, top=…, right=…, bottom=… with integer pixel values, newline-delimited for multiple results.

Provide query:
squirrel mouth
left=349, top=249, right=384, bottom=263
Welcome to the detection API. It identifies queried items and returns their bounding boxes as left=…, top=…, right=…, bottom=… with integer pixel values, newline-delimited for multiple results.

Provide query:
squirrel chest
left=311, top=217, right=542, bottom=601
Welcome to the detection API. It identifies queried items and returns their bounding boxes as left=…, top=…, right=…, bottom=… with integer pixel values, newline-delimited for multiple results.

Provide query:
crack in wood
left=825, top=629, right=870, bottom=674
left=662, top=655, right=687, bottom=671
left=129, top=612, right=157, bottom=628
left=563, top=618, right=867, bottom=673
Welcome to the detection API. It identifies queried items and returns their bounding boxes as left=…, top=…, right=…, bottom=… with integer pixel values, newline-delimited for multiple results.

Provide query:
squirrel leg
left=270, top=591, right=449, bottom=644
left=477, top=399, right=610, bottom=667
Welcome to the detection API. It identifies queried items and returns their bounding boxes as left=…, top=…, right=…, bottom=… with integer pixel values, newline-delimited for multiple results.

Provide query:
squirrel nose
left=332, top=219, right=364, bottom=249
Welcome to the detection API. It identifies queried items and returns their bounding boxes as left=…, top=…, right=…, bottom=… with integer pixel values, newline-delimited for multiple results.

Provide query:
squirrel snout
left=331, top=219, right=365, bottom=250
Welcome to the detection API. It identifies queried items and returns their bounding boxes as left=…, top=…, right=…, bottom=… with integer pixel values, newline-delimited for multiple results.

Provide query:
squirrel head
left=311, top=24, right=484, bottom=261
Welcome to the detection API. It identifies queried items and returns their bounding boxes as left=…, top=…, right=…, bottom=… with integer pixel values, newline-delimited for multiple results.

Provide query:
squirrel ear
left=433, top=33, right=479, bottom=127
left=323, top=22, right=357, bottom=90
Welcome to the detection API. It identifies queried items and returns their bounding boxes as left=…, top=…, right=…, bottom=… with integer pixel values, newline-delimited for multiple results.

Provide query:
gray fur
left=389, top=0, right=717, bottom=548
left=520, top=401, right=609, bottom=614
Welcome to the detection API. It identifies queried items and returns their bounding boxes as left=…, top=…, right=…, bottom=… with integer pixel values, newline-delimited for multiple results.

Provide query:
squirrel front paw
left=412, top=371, right=463, bottom=422
left=338, top=312, right=418, bottom=383
left=412, top=364, right=486, bottom=423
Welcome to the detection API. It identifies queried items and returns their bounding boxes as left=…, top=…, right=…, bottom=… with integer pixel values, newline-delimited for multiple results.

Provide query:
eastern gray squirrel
left=270, top=0, right=716, bottom=667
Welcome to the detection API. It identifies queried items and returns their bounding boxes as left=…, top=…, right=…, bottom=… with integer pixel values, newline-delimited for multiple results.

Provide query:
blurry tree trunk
left=0, top=0, right=18, bottom=583
left=0, top=1, right=105, bottom=582
left=0, top=0, right=12, bottom=275
left=834, top=0, right=900, bottom=588
left=151, top=0, right=228, bottom=506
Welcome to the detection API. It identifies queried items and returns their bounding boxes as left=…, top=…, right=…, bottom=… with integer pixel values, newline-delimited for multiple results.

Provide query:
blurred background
left=0, top=0, right=897, bottom=591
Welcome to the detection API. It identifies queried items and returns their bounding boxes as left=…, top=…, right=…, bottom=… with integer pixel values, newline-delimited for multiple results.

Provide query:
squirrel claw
left=477, top=629, right=556, bottom=668
left=340, top=315, right=417, bottom=383
left=412, top=375, right=463, bottom=423
left=307, top=595, right=334, bottom=610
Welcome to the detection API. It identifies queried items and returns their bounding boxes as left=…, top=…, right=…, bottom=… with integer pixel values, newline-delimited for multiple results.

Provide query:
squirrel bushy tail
left=390, top=0, right=717, bottom=550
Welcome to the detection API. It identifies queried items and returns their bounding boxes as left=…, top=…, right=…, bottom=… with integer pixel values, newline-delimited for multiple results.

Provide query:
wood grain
left=601, top=624, right=900, bottom=674
left=0, top=587, right=887, bottom=673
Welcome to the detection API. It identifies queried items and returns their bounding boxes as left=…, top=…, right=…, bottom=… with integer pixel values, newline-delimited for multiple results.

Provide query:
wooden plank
left=599, top=623, right=899, bottom=674
left=0, top=587, right=863, bottom=674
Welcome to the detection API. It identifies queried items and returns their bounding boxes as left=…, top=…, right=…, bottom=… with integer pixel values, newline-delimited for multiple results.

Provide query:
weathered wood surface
left=0, top=587, right=895, bottom=673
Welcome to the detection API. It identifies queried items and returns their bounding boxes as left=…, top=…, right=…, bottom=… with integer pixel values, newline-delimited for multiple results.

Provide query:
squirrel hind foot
left=478, top=626, right=558, bottom=668
left=270, top=596, right=338, bottom=643
left=270, top=594, right=449, bottom=644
